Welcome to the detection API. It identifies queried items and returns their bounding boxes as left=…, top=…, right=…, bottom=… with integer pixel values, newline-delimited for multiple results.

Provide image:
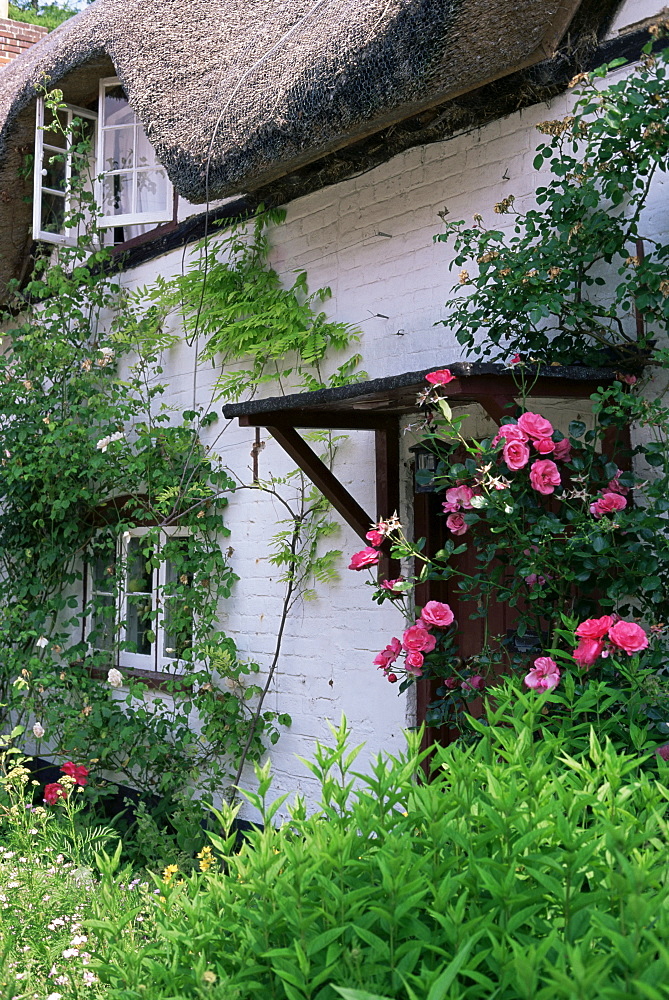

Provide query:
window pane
left=127, top=595, right=152, bottom=655
left=102, top=171, right=134, bottom=217
left=42, top=107, right=67, bottom=148
left=136, top=169, right=169, bottom=215
left=102, top=86, right=135, bottom=127
left=42, top=150, right=66, bottom=191
left=163, top=553, right=193, bottom=659
left=40, top=191, right=65, bottom=234
left=70, top=116, right=95, bottom=158
left=127, top=537, right=152, bottom=592
left=135, top=127, right=158, bottom=168
left=102, top=126, right=134, bottom=172
left=92, top=595, right=116, bottom=651
left=93, top=554, right=115, bottom=592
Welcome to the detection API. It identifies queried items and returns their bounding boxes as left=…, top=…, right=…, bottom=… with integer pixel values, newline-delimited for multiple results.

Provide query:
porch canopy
left=222, top=361, right=619, bottom=549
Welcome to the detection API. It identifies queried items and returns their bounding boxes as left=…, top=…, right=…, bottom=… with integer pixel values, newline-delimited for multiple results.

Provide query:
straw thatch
left=0, top=0, right=588, bottom=293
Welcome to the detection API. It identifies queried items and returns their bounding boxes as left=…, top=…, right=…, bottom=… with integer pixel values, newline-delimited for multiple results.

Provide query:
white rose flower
left=107, top=668, right=123, bottom=689
left=35, top=636, right=48, bottom=648
left=97, top=430, right=124, bottom=453
left=32, top=722, right=45, bottom=739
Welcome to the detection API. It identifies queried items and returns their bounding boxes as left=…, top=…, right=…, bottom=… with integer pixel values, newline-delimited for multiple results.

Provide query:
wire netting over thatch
left=0, top=0, right=583, bottom=202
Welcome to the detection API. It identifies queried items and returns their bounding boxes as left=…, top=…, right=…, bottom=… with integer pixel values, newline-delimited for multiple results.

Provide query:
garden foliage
left=88, top=707, right=669, bottom=1000
left=436, top=37, right=669, bottom=366
left=0, top=91, right=360, bottom=866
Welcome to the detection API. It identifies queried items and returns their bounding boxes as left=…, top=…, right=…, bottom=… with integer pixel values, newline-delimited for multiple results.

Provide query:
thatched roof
left=0, top=0, right=588, bottom=292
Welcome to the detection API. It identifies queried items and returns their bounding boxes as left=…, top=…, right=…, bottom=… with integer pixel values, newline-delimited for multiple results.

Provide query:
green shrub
left=91, top=686, right=669, bottom=1000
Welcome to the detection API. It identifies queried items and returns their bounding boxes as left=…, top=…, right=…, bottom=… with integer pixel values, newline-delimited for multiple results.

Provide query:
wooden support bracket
left=265, top=424, right=374, bottom=542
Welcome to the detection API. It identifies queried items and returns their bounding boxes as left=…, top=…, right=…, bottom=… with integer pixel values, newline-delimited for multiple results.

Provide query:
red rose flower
left=590, top=492, right=627, bottom=518
left=575, top=616, right=615, bottom=640
left=62, top=762, right=89, bottom=786
left=573, top=637, right=604, bottom=668
left=608, top=620, right=648, bottom=655
left=553, top=438, right=571, bottom=462
left=518, top=412, right=554, bottom=441
left=425, top=369, right=455, bottom=385
left=401, top=626, right=437, bottom=654
left=44, top=782, right=68, bottom=805
left=349, top=547, right=380, bottom=571
left=420, top=601, right=455, bottom=629
left=529, top=459, right=561, bottom=495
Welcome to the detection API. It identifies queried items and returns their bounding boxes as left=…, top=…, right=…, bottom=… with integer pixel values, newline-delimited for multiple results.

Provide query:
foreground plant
left=89, top=708, right=669, bottom=999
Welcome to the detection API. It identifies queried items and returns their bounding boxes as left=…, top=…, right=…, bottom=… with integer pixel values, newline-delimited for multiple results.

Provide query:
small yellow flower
left=197, top=846, right=215, bottom=873
left=162, top=864, right=179, bottom=884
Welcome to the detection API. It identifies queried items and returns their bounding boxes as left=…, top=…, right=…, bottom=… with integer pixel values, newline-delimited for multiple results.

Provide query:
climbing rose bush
left=352, top=371, right=669, bottom=733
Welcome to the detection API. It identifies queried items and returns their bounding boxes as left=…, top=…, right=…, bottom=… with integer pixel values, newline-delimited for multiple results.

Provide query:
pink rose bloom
left=575, top=615, right=615, bottom=640
left=366, top=529, right=385, bottom=547
left=349, top=547, right=381, bottom=571
left=620, top=374, right=637, bottom=385
left=380, top=578, right=404, bottom=593
left=518, top=412, right=554, bottom=441
left=607, top=472, right=629, bottom=495
left=590, top=492, right=627, bottom=517
left=492, top=424, right=528, bottom=447
left=553, top=438, right=572, bottom=462
left=444, top=677, right=460, bottom=689
left=510, top=354, right=521, bottom=365
left=535, top=438, right=555, bottom=455
left=608, top=620, right=649, bottom=655
left=462, top=674, right=486, bottom=692
left=420, top=600, right=455, bottom=629
left=425, top=369, right=455, bottom=385
left=387, top=673, right=398, bottom=684
left=525, top=574, right=547, bottom=589
left=573, top=637, right=604, bottom=668
left=405, top=651, right=425, bottom=675
left=373, top=637, right=401, bottom=668
left=529, top=459, right=561, bottom=495
left=442, top=485, right=474, bottom=512
left=524, top=656, right=560, bottom=691
left=446, top=513, right=468, bottom=536
left=415, top=617, right=432, bottom=630
left=503, top=439, right=530, bottom=471
left=401, top=626, right=437, bottom=654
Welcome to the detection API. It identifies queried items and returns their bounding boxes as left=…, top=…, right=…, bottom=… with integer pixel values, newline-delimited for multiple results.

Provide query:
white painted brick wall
left=115, top=1, right=667, bottom=817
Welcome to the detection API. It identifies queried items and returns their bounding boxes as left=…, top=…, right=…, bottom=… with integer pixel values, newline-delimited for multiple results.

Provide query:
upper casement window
left=33, top=77, right=173, bottom=247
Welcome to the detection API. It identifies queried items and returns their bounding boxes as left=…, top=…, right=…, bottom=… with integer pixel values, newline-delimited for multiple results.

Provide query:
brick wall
left=0, top=17, right=47, bottom=66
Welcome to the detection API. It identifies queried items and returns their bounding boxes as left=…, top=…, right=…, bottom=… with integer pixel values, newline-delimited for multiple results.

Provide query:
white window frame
left=95, top=76, right=173, bottom=230
left=88, top=526, right=192, bottom=675
left=34, top=79, right=173, bottom=246
left=33, top=99, right=98, bottom=246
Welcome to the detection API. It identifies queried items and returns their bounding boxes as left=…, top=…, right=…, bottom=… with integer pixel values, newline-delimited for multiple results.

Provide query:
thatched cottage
left=0, top=0, right=666, bottom=813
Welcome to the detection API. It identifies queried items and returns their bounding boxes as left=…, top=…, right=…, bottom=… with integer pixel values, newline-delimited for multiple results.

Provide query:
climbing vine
left=0, top=89, right=362, bottom=858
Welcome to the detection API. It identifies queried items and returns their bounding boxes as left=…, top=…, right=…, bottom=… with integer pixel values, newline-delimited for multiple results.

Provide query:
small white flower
left=70, top=935, right=87, bottom=947
left=107, top=668, right=123, bottom=689
left=47, top=994, right=63, bottom=1000
left=62, top=948, right=79, bottom=959
left=32, top=722, right=45, bottom=739
left=503, top=504, right=514, bottom=514
left=35, top=636, right=48, bottom=648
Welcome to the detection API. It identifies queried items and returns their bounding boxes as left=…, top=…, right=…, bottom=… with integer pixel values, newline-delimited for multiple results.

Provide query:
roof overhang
left=223, top=362, right=620, bottom=575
